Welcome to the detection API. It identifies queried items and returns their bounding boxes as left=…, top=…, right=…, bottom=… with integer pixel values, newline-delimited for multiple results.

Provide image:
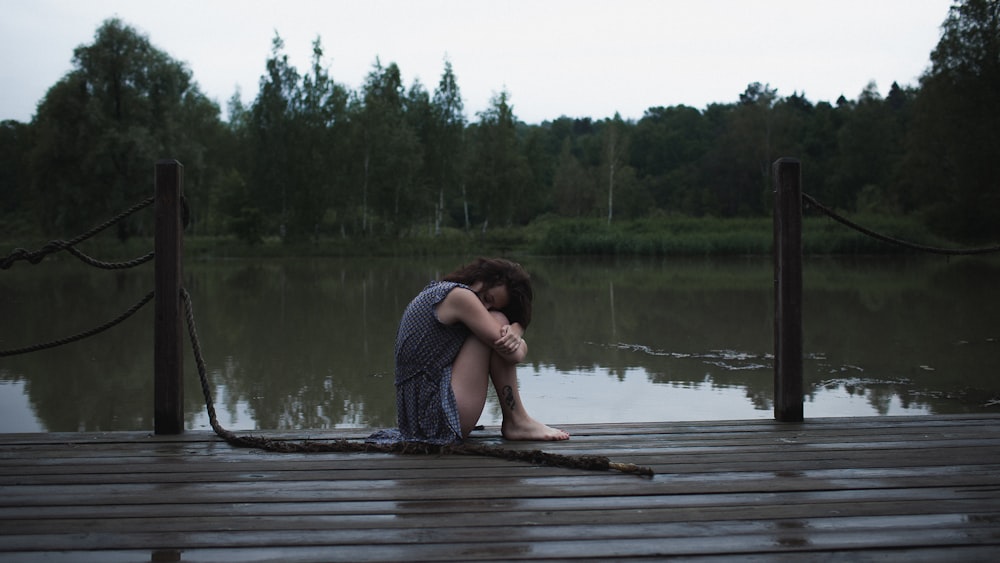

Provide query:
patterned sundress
left=367, top=281, right=472, bottom=445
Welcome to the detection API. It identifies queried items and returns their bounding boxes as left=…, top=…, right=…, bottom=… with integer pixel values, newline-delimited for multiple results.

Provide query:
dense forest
left=0, top=0, right=997, bottom=248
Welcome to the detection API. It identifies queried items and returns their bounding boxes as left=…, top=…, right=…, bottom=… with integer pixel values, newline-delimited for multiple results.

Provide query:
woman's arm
left=436, top=287, right=527, bottom=363
left=496, top=322, right=527, bottom=361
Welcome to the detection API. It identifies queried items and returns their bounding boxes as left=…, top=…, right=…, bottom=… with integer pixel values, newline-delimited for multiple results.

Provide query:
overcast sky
left=2, top=0, right=954, bottom=124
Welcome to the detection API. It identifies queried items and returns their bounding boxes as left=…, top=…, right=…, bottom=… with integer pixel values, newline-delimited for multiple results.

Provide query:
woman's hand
left=495, top=324, right=524, bottom=356
left=437, top=287, right=527, bottom=361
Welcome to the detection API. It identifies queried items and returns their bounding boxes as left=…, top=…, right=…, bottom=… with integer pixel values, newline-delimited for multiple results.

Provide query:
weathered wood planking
left=2, top=414, right=999, bottom=561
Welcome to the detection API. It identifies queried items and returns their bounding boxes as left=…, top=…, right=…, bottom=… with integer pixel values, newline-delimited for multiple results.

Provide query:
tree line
left=1, top=0, right=997, bottom=245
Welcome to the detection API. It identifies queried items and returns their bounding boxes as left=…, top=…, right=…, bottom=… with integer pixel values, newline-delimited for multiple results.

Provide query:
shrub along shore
left=2, top=214, right=961, bottom=261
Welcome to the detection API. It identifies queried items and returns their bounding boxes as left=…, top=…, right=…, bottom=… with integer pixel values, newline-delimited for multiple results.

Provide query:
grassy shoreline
left=1, top=214, right=968, bottom=261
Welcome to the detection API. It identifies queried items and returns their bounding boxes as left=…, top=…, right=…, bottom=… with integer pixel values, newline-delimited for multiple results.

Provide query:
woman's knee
left=489, top=309, right=510, bottom=325
left=454, top=333, right=491, bottom=369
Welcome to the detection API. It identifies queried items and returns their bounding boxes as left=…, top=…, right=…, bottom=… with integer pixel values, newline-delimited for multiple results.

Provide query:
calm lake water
left=1, top=254, right=998, bottom=433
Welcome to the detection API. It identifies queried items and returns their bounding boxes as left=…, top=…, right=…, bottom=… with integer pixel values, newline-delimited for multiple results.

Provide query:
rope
left=802, top=193, right=1000, bottom=256
left=64, top=247, right=155, bottom=270
left=179, top=288, right=653, bottom=477
left=1, top=196, right=154, bottom=270
left=0, top=291, right=155, bottom=357
left=2, top=241, right=155, bottom=270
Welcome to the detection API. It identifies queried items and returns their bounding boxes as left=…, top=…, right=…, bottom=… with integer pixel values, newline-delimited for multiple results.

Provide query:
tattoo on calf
left=502, top=385, right=517, bottom=411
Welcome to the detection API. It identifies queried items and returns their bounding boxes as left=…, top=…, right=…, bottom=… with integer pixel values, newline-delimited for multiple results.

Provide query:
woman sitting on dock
left=369, top=257, right=569, bottom=445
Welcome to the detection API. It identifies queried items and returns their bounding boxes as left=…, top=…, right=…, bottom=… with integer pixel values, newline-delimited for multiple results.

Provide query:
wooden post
left=773, top=157, right=804, bottom=422
left=154, top=160, right=184, bottom=434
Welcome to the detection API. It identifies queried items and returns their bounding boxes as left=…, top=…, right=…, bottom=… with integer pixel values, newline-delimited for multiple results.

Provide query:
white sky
left=1, top=0, right=953, bottom=124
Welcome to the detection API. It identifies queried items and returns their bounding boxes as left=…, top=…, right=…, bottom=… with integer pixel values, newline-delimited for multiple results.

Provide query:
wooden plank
left=3, top=513, right=1000, bottom=551
left=3, top=546, right=999, bottom=563
left=2, top=522, right=999, bottom=559
left=6, top=457, right=1000, bottom=487
left=2, top=415, right=999, bottom=561
left=3, top=478, right=997, bottom=513
left=4, top=503, right=998, bottom=534
left=5, top=421, right=996, bottom=454
left=3, top=432, right=997, bottom=464
left=3, top=496, right=996, bottom=531
left=3, top=429, right=997, bottom=461
left=1, top=413, right=996, bottom=444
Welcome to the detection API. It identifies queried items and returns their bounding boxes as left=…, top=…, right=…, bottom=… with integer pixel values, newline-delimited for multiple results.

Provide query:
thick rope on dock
left=181, top=288, right=654, bottom=477
left=214, top=429, right=654, bottom=476
left=220, top=429, right=653, bottom=476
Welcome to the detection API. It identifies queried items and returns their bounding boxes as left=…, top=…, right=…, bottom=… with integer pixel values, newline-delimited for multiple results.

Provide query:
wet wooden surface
left=2, top=414, right=999, bottom=561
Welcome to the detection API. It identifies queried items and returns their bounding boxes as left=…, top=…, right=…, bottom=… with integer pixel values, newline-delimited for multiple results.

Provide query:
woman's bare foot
left=502, top=417, right=570, bottom=441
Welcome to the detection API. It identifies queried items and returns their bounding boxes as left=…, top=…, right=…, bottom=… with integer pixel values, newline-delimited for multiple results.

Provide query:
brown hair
left=443, top=257, right=533, bottom=328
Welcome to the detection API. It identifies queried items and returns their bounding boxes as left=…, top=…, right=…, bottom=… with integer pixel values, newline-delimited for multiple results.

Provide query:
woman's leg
left=450, top=332, right=492, bottom=439
left=451, top=310, right=570, bottom=441
left=488, top=346, right=570, bottom=441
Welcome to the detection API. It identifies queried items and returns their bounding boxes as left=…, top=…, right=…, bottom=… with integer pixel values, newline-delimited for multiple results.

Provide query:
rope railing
left=0, top=196, right=158, bottom=357
left=803, top=192, right=1000, bottom=256
left=773, top=158, right=1000, bottom=423
left=0, top=291, right=155, bottom=357
left=0, top=196, right=155, bottom=270
left=63, top=245, right=154, bottom=270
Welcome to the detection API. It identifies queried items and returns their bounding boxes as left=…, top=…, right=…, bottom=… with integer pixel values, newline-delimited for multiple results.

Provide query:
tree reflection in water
left=1, top=255, right=997, bottom=431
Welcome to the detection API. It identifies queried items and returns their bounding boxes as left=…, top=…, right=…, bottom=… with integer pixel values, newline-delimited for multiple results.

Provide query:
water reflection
left=1, top=255, right=998, bottom=432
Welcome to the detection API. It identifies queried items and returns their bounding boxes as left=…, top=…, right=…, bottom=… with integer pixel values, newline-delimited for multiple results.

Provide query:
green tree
left=466, top=90, right=530, bottom=230
left=552, top=138, right=596, bottom=217
left=217, top=92, right=259, bottom=242
left=28, top=18, right=221, bottom=239
left=904, top=0, right=1000, bottom=241
left=738, top=82, right=778, bottom=215
left=230, top=35, right=349, bottom=242
left=0, top=120, right=30, bottom=232
left=293, top=38, right=349, bottom=240
left=518, top=123, right=556, bottom=221
left=428, top=60, right=467, bottom=234
left=600, top=113, right=633, bottom=223
left=352, top=60, right=422, bottom=235
left=242, top=33, right=301, bottom=240
left=829, top=82, right=911, bottom=213
left=403, top=78, right=436, bottom=233
left=788, top=98, right=843, bottom=210
left=631, top=105, right=709, bottom=215
left=539, top=117, right=598, bottom=219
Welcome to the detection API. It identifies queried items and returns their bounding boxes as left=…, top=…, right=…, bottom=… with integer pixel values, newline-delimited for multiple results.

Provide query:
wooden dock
left=2, top=414, right=999, bottom=561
